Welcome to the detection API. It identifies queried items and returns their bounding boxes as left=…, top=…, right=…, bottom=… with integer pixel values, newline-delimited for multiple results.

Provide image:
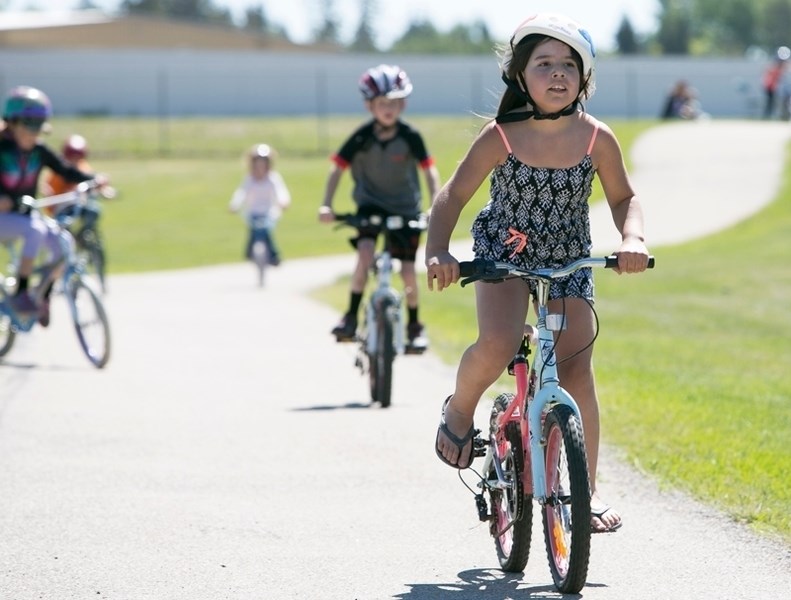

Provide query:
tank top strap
left=493, top=123, right=513, bottom=154
left=586, top=124, right=600, bottom=155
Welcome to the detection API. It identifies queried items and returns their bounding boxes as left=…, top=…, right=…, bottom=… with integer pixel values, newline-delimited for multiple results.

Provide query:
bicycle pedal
left=473, top=433, right=487, bottom=457
left=474, top=494, right=490, bottom=522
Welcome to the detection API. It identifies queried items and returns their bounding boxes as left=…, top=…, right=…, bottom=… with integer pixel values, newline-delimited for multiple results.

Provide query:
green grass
left=34, top=115, right=791, bottom=543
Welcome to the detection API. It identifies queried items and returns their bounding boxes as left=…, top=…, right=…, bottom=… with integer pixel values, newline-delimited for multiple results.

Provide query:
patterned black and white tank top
left=471, top=122, right=599, bottom=300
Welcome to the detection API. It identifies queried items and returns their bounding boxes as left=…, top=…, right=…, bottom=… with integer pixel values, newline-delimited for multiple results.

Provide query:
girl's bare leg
left=435, top=278, right=530, bottom=467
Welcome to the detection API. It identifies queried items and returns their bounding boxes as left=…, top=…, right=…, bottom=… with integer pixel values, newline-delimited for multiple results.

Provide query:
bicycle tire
left=79, top=229, right=107, bottom=294
left=541, top=404, right=591, bottom=593
left=368, top=298, right=394, bottom=407
left=252, top=240, right=267, bottom=287
left=89, top=243, right=107, bottom=294
left=0, top=311, right=15, bottom=358
left=488, top=393, right=532, bottom=572
left=67, top=277, right=111, bottom=369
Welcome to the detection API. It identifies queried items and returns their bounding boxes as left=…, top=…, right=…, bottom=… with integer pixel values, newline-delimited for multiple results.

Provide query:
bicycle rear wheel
left=67, top=277, right=111, bottom=369
left=368, top=299, right=394, bottom=407
left=541, top=404, right=591, bottom=593
left=488, top=393, right=532, bottom=572
left=78, top=229, right=107, bottom=294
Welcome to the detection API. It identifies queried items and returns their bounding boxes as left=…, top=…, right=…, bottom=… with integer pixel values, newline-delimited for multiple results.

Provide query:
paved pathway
left=1, top=120, right=790, bottom=599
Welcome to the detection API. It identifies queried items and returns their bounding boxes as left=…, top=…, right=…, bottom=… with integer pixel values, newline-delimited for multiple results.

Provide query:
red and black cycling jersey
left=0, top=132, right=92, bottom=213
left=332, top=119, right=434, bottom=216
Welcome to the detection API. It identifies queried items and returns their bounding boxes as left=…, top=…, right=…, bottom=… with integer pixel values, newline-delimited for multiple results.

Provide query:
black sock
left=16, top=277, right=29, bottom=294
left=408, top=307, right=419, bottom=324
left=348, top=292, right=363, bottom=319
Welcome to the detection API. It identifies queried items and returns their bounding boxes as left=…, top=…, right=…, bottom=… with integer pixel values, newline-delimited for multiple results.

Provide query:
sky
left=5, top=0, right=660, bottom=51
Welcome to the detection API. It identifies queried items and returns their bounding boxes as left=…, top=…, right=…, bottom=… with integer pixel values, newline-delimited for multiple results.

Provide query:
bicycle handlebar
left=458, top=255, right=655, bottom=287
left=29, top=179, right=114, bottom=211
left=333, top=212, right=428, bottom=231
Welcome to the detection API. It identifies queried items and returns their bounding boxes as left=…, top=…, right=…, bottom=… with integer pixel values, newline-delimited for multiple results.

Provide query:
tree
left=390, top=19, right=493, bottom=54
left=314, top=0, right=341, bottom=45
left=121, top=0, right=232, bottom=24
left=762, top=0, right=791, bottom=49
left=657, top=0, right=691, bottom=54
left=243, top=4, right=267, bottom=32
left=615, top=15, right=641, bottom=54
left=350, top=0, right=378, bottom=52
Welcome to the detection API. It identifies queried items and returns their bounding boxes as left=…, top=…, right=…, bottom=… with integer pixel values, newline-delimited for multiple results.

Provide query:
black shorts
left=352, top=206, right=421, bottom=262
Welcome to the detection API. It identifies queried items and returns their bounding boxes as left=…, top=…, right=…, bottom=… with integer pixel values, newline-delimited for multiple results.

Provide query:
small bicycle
left=333, top=212, right=427, bottom=408
left=55, top=184, right=115, bottom=294
left=457, top=255, right=654, bottom=593
left=248, top=214, right=277, bottom=287
left=0, top=181, right=112, bottom=369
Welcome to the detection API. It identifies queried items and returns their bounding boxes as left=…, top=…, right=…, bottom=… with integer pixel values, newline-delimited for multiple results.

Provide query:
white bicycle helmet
left=358, top=64, right=413, bottom=100
left=501, top=13, right=596, bottom=100
left=250, top=143, right=272, bottom=158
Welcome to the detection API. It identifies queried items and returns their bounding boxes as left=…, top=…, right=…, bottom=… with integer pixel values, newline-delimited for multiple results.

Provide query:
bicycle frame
left=364, top=218, right=405, bottom=357
left=472, top=256, right=653, bottom=505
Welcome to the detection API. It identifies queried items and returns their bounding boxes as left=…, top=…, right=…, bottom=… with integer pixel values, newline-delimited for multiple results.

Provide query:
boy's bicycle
left=333, top=212, right=427, bottom=408
left=0, top=181, right=112, bottom=369
left=457, top=254, right=654, bottom=593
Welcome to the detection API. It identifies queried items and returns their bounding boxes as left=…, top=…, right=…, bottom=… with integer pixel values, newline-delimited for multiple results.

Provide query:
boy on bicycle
left=318, top=64, right=440, bottom=350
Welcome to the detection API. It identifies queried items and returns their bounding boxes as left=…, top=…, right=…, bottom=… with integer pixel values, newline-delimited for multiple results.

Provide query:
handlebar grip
left=605, top=255, right=655, bottom=269
left=458, top=261, right=478, bottom=278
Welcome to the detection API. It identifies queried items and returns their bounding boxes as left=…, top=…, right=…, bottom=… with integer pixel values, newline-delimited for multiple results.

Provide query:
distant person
left=229, top=143, right=290, bottom=266
left=762, top=46, right=790, bottom=119
left=425, top=13, right=650, bottom=534
left=661, top=80, right=692, bottom=119
left=661, top=80, right=707, bottom=120
left=318, top=64, right=441, bottom=350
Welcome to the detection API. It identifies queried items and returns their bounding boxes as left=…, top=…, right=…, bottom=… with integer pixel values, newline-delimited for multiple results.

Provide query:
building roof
left=0, top=9, right=317, bottom=51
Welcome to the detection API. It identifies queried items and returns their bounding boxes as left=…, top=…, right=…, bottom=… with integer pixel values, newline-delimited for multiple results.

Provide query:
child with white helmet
left=319, top=64, right=441, bottom=349
left=425, top=13, right=651, bottom=533
left=229, top=143, right=290, bottom=266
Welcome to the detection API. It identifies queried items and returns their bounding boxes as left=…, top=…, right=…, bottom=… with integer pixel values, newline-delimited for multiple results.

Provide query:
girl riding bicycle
left=229, top=143, right=290, bottom=266
left=424, top=13, right=651, bottom=534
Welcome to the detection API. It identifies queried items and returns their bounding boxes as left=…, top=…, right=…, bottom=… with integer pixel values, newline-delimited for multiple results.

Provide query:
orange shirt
left=44, top=158, right=91, bottom=215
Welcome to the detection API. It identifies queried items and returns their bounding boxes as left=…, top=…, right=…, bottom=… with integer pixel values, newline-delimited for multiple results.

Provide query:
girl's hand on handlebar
left=613, top=237, right=650, bottom=274
left=426, top=251, right=459, bottom=291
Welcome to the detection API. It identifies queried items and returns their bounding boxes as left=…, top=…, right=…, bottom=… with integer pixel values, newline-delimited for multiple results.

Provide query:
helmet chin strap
left=497, top=73, right=579, bottom=123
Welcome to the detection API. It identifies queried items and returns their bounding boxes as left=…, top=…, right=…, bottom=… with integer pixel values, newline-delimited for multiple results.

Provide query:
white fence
left=0, top=49, right=770, bottom=119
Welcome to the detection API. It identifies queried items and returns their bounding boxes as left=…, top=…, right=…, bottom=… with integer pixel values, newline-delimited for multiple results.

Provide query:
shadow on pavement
left=290, top=401, right=371, bottom=411
left=393, top=568, right=583, bottom=599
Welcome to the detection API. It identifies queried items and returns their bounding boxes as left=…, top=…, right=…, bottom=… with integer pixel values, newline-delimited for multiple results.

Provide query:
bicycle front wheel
left=252, top=240, right=267, bottom=287
left=67, top=278, right=111, bottom=369
left=541, top=404, right=591, bottom=593
left=368, top=299, right=394, bottom=407
left=488, top=393, right=532, bottom=572
left=0, top=311, right=15, bottom=358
